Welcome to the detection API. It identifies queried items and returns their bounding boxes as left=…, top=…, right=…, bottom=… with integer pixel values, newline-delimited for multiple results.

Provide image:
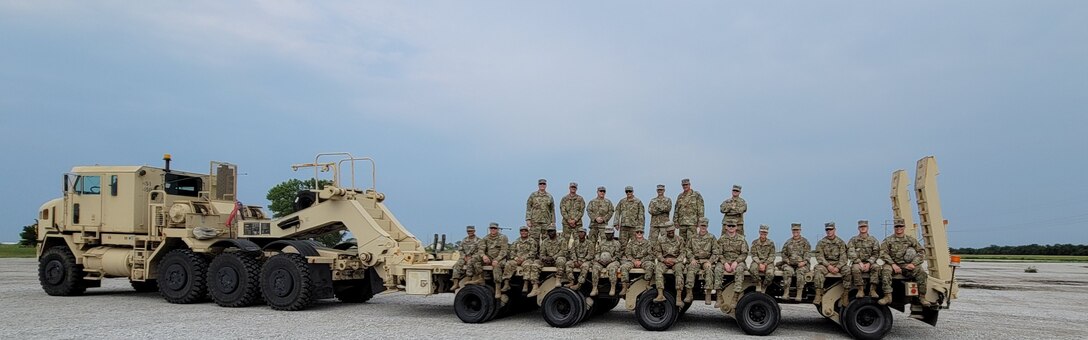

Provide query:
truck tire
left=261, top=253, right=316, bottom=311
left=842, top=297, right=893, bottom=340
left=541, top=287, right=586, bottom=328
left=454, top=284, right=496, bottom=323
left=635, top=288, right=679, bottom=331
left=334, top=279, right=375, bottom=303
left=735, top=292, right=780, bottom=336
left=131, top=280, right=159, bottom=293
left=39, top=246, right=87, bottom=296
left=209, top=252, right=263, bottom=307
left=157, top=249, right=208, bottom=304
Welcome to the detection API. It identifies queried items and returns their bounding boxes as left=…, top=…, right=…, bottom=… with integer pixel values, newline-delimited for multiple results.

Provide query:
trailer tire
left=157, top=249, right=208, bottom=304
left=209, top=252, right=263, bottom=307
left=735, top=292, right=780, bottom=336
left=39, top=246, right=87, bottom=296
left=131, top=280, right=158, bottom=293
left=261, top=253, right=316, bottom=311
left=842, top=297, right=893, bottom=340
left=635, top=288, right=679, bottom=331
left=454, top=285, right=496, bottom=323
left=541, top=287, right=586, bottom=328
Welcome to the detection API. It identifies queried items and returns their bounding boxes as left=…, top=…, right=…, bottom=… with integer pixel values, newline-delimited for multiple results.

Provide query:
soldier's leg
left=796, top=266, right=809, bottom=300
left=878, top=264, right=893, bottom=305
left=606, top=261, right=622, bottom=295
left=684, top=263, right=698, bottom=290
left=734, top=263, right=747, bottom=293
left=642, top=263, right=656, bottom=282
left=452, top=257, right=466, bottom=280
left=814, top=265, right=828, bottom=290
left=748, top=265, right=762, bottom=292
left=713, top=264, right=725, bottom=291
left=554, top=257, right=567, bottom=284
left=620, top=261, right=633, bottom=282
left=780, top=265, right=795, bottom=299
left=673, top=263, right=688, bottom=306
left=590, top=262, right=604, bottom=296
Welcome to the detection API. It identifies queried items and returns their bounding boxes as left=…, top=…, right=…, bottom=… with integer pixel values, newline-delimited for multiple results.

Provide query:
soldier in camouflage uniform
left=565, top=228, right=595, bottom=289
left=685, top=218, right=717, bottom=304
left=879, top=218, right=928, bottom=306
left=673, top=178, right=705, bottom=242
left=648, top=184, right=672, bottom=241
left=525, top=179, right=555, bottom=240
left=779, top=223, right=811, bottom=301
left=451, top=225, right=481, bottom=290
left=504, top=226, right=541, bottom=297
left=470, top=223, right=509, bottom=299
left=849, top=220, right=881, bottom=301
left=559, top=182, right=585, bottom=244
left=591, top=227, right=623, bottom=296
left=618, top=228, right=655, bottom=296
left=539, top=225, right=567, bottom=289
left=715, top=221, right=748, bottom=306
left=654, top=222, right=688, bottom=307
left=720, top=185, right=748, bottom=236
left=614, top=186, right=645, bottom=251
left=586, top=186, right=614, bottom=245
left=748, top=224, right=776, bottom=293
left=813, top=222, right=847, bottom=304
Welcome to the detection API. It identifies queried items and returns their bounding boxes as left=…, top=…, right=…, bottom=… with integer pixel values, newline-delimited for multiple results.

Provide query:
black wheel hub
left=748, top=304, right=769, bottom=325
left=217, top=267, right=239, bottom=293
left=648, top=301, right=667, bottom=319
left=270, top=268, right=294, bottom=297
left=165, top=263, right=187, bottom=291
left=44, top=260, right=64, bottom=285
left=465, top=294, right=482, bottom=312
left=556, top=298, right=572, bottom=316
left=856, top=306, right=882, bottom=333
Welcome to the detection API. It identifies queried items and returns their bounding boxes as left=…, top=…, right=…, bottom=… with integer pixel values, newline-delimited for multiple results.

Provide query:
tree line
left=950, top=244, right=1088, bottom=256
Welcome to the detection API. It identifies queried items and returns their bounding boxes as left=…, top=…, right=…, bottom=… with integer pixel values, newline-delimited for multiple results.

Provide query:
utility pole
left=882, top=219, right=892, bottom=239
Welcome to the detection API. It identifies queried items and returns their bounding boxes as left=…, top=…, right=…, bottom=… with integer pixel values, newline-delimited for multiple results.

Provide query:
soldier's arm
left=737, top=198, right=747, bottom=214
left=737, top=241, right=749, bottom=264
left=836, top=242, right=848, bottom=266
left=548, top=196, right=556, bottom=224
left=605, top=201, right=615, bottom=222
left=720, top=200, right=729, bottom=214
left=525, top=195, right=534, bottom=221
left=867, top=240, right=879, bottom=263
left=816, top=241, right=830, bottom=266
left=879, top=241, right=893, bottom=264
left=672, top=197, right=681, bottom=224
left=637, top=201, right=646, bottom=226
left=710, top=240, right=722, bottom=263
left=498, top=237, right=509, bottom=260
left=695, top=192, right=705, bottom=218
left=911, top=238, right=925, bottom=265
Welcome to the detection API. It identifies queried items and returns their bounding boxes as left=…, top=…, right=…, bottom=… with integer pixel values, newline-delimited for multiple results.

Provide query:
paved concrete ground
left=1, top=259, right=1086, bottom=339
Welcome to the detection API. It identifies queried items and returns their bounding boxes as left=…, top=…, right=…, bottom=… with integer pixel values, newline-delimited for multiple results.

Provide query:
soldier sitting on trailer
left=539, top=225, right=567, bottom=289
left=748, top=224, right=776, bottom=293
left=504, top=226, right=542, bottom=297
left=715, top=220, right=748, bottom=307
left=565, top=228, right=595, bottom=290
left=779, top=223, right=811, bottom=301
left=654, top=222, right=688, bottom=307
left=686, top=217, right=717, bottom=305
left=618, top=228, right=655, bottom=296
left=452, top=225, right=482, bottom=290
left=813, top=222, right=847, bottom=305
left=848, top=220, right=881, bottom=302
left=879, top=218, right=929, bottom=306
left=591, top=227, right=623, bottom=297
left=470, top=222, right=509, bottom=299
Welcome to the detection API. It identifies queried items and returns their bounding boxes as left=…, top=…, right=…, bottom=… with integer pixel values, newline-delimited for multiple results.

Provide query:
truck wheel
left=157, top=249, right=208, bottom=304
left=454, top=284, right=496, bottom=323
left=735, top=292, right=781, bottom=336
left=635, top=288, right=678, bottom=331
left=261, top=253, right=316, bottom=311
left=541, top=287, right=586, bottom=328
left=842, top=297, right=893, bottom=340
left=131, top=280, right=159, bottom=293
left=39, top=246, right=87, bottom=296
left=334, top=279, right=375, bottom=303
left=209, top=252, right=262, bottom=307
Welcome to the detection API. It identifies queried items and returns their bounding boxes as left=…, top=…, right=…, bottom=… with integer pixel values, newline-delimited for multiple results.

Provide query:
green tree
left=266, top=179, right=343, bottom=247
left=19, top=221, right=38, bottom=247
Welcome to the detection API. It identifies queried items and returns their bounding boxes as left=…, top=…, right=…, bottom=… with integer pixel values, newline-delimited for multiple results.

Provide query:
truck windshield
left=165, top=173, right=202, bottom=197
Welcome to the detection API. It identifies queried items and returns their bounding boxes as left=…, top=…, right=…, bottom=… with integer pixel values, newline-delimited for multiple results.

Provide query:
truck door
left=70, top=174, right=103, bottom=227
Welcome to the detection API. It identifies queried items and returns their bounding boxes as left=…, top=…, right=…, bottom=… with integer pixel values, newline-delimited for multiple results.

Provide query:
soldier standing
left=504, top=226, right=541, bottom=297
left=565, top=229, right=595, bottom=289
left=720, top=185, right=748, bottom=235
left=813, top=222, right=847, bottom=305
left=779, top=223, right=811, bottom=301
left=686, top=218, right=717, bottom=304
left=451, top=225, right=481, bottom=290
left=614, top=186, right=645, bottom=251
left=539, top=225, right=567, bottom=289
left=654, top=223, right=688, bottom=307
left=673, top=178, right=705, bottom=242
left=618, top=228, right=655, bottom=296
left=559, top=182, right=586, bottom=244
left=591, top=227, right=623, bottom=297
left=648, top=184, right=672, bottom=241
left=879, top=219, right=928, bottom=306
left=525, top=179, right=555, bottom=240
left=715, top=221, right=748, bottom=307
left=848, top=220, right=881, bottom=299
left=748, top=224, right=776, bottom=293
left=586, top=186, right=614, bottom=245
left=477, top=222, right=509, bottom=299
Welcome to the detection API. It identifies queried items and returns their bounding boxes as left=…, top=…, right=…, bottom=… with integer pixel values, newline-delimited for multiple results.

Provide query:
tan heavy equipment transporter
left=36, top=153, right=456, bottom=310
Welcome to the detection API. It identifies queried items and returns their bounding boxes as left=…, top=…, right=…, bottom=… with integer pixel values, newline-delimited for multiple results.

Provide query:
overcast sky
left=1, top=1, right=1085, bottom=247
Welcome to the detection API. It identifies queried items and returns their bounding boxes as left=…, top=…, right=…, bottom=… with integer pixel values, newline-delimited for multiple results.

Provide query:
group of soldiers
left=448, top=179, right=930, bottom=308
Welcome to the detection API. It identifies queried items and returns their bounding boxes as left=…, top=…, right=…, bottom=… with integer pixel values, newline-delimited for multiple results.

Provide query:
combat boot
left=653, top=288, right=666, bottom=302
left=452, top=278, right=460, bottom=290
left=814, top=288, right=824, bottom=304
left=731, top=291, right=741, bottom=307
left=794, top=286, right=804, bottom=301
left=590, top=284, right=599, bottom=297
left=501, top=279, right=511, bottom=292
left=917, top=296, right=931, bottom=307
left=704, top=289, right=712, bottom=305
left=527, top=281, right=541, bottom=298
left=608, top=280, right=617, bottom=296
left=855, top=283, right=865, bottom=298
left=494, top=286, right=502, bottom=299
left=522, top=281, right=530, bottom=293
left=683, top=287, right=694, bottom=304
left=839, top=290, right=849, bottom=307
left=869, top=283, right=879, bottom=298
left=619, top=282, right=629, bottom=296
left=878, top=292, right=892, bottom=305
left=780, top=283, right=791, bottom=300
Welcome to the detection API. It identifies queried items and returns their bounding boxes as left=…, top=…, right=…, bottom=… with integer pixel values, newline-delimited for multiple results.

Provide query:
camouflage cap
left=656, top=184, right=665, bottom=190
left=698, top=217, right=709, bottom=226
left=791, top=223, right=802, bottom=230
left=858, top=220, right=869, bottom=227
left=597, top=186, right=606, bottom=192
left=732, top=184, right=742, bottom=192
left=666, top=224, right=676, bottom=231
left=538, top=178, right=547, bottom=185
left=894, top=218, right=906, bottom=227
left=519, top=225, right=529, bottom=231
left=605, top=227, right=615, bottom=233
left=569, top=182, right=578, bottom=188
left=466, top=225, right=476, bottom=231
left=624, top=185, right=634, bottom=192
left=759, top=224, right=769, bottom=232
left=681, top=178, right=690, bottom=185
left=489, top=222, right=499, bottom=229
left=546, top=225, right=556, bottom=231
left=825, top=222, right=836, bottom=230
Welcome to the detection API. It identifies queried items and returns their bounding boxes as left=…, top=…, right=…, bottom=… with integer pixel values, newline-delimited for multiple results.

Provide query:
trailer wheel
left=842, top=297, right=893, bottom=340
left=261, top=253, right=316, bottom=311
left=541, top=287, right=586, bottom=328
left=635, top=288, right=678, bottom=331
left=39, top=246, right=87, bottom=296
left=131, top=280, right=158, bottom=293
left=209, top=252, right=262, bottom=307
left=454, top=285, right=497, bottom=323
left=735, top=292, right=780, bottom=336
left=157, top=249, right=208, bottom=304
